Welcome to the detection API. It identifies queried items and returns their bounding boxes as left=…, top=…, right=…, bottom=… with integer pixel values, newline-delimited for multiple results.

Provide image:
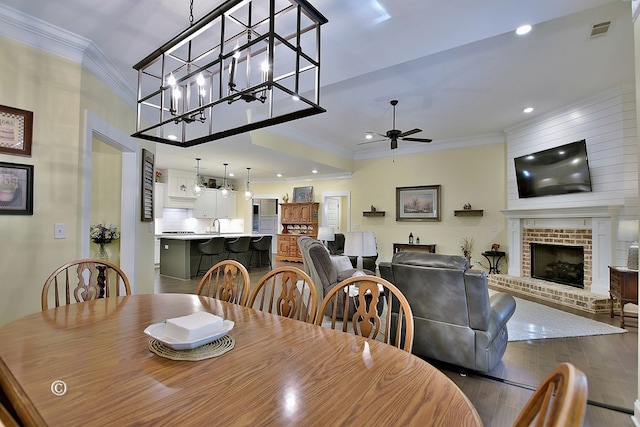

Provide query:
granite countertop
left=156, top=233, right=269, bottom=240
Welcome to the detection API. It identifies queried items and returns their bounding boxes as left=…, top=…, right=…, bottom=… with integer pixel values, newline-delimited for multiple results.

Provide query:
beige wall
left=0, top=37, right=154, bottom=326
left=242, top=142, right=507, bottom=265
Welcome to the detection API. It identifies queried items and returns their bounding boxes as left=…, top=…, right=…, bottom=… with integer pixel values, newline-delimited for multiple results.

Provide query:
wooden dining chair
left=513, top=362, right=588, bottom=427
left=248, top=266, right=318, bottom=323
left=315, top=275, right=414, bottom=352
left=196, top=260, right=250, bottom=306
left=0, top=400, right=19, bottom=427
left=42, top=258, right=132, bottom=310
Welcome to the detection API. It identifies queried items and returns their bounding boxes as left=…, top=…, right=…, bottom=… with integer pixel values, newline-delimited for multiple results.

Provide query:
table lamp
left=618, top=219, right=639, bottom=270
left=317, top=226, right=335, bottom=248
left=344, top=231, right=377, bottom=272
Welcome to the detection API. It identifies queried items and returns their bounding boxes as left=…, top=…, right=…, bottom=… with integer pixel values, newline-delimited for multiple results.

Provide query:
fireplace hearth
left=530, top=243, right=584, bottom=288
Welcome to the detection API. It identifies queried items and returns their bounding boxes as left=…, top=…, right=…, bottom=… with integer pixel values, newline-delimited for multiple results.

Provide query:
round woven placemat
left=148, top=335, right=235, bottom=361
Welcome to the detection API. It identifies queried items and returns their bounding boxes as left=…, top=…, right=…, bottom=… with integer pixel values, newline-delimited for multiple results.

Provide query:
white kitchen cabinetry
left=165, top=169, right=197, bottom=208
left=216, top=190, right=237, bottom=219
left=154, top=183, right=165, bottom=218
left=194, top=188, right=217, bottom=218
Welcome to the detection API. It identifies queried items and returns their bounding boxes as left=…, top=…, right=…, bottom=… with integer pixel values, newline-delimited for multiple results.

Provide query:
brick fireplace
left=491, top=206, right=622, bottom=313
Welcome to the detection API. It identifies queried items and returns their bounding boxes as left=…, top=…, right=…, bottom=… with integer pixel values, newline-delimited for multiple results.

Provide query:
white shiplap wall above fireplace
left=502, top=87, right=637, bottom=295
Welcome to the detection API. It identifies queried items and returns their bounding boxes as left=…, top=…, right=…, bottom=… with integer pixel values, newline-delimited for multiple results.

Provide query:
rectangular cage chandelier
left=131, top=0, right=328, bottom=147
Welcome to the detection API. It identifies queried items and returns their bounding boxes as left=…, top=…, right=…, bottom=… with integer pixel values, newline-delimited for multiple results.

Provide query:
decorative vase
left=94, top=240, right=111, bottom=261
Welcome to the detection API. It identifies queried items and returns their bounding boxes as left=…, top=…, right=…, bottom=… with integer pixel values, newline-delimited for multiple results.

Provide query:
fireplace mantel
left=501, top=205, right=622, bottom=296
left=501, top=205, right=622, bottom=219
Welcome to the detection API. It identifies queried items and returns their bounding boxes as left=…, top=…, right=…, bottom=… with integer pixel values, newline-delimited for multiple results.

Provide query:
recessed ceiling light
left=276, top=173, right=282, bottom=177
left=167, top=134, right=178, bottom=140
left=523, top=107, right=534, bottom=113
left=229, top=173, right=234, bottom=177
left=365, top=134, right=373, bottom=140
left=312, top=169, right=318, bottom=174
left=516, top=25, right=532, bottom=35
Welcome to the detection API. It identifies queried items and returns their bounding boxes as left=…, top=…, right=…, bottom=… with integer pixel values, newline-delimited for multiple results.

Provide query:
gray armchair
left=379, top=251, right=516, bottom=372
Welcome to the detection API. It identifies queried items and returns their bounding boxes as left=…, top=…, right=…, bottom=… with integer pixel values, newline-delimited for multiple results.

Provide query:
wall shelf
left=363, top=211, right=385, bottom=217
left=454, top=209, right=483, bottom=217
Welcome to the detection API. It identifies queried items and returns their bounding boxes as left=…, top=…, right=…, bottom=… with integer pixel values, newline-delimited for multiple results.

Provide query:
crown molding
left=0, top=3, right=135, bottom=106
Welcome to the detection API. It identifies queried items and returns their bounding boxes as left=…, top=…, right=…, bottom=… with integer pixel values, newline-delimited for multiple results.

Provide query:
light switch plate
left=54, top=223, right=66, bottom=239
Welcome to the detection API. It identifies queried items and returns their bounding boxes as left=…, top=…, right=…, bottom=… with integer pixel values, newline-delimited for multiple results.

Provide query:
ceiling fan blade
left=357, top=138, right=387, bottom=146
left=399, top=128, right=422, bottom=137
left=391, top=139, right=398, bottom=150
left=401, top=137, right=433, bottom=143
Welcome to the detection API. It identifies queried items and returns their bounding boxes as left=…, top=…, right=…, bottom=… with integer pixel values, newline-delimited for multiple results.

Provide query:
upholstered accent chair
left=327, top=233, right=378, bottom=271
left=298, top=236, right=364, bottom=319
left=379, top=251, right=516, bottom=372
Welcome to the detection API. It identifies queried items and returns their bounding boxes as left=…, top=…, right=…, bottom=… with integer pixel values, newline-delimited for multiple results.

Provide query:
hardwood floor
left=155, top=260, right=638, bottom=426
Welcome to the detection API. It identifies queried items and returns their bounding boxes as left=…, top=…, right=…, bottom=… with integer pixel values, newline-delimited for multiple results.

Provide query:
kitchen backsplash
left=155, top=208, right=244, bottom=234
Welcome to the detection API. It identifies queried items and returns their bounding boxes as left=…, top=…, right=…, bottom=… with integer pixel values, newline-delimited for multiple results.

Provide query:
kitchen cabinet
left=216, top=190, right=237, bottom=219
left=194, top=188, right=217, bottom=218
left=276, top=202, right=318, bottom=262
left=165, top=169, right=197, bottom=208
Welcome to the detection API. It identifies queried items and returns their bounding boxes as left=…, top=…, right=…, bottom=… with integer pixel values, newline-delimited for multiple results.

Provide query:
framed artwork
left=0, top=105, right=33, bottom=156
left=293, top=186, right=313, bottom=202
left=396, top=185, right=441, bottom=222
left=141, top=149, right=154, bottom=222
left=0, top=162, right=34, bottom=215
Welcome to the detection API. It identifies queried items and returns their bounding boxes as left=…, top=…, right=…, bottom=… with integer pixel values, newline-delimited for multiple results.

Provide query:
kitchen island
left=158, top=233, right=271, bottom=280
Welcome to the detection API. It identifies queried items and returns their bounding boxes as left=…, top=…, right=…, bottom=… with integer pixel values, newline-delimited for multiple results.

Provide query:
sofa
left=327, top=233, right=378, bottom=271
left=379, top=251, right=516, bottom=372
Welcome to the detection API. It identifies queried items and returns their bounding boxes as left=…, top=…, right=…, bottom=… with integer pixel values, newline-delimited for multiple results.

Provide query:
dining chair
left=513, top=362, right=588, bottom=427
left=42, top=258, right=132, bottom=311
left=196, top=260, right=250, bottom=306
left=196, top=237, right=226, bottom=275
left=315, top=275, right=414, bottom=352
left=0, top=400, right=19, bottom=427
left=248, top=266, right=318, bottom=323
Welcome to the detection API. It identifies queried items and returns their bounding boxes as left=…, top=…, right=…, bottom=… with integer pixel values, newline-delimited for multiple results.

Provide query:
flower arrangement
left=155, top=170, right=163, bottom=182
left=90, top=223, right=120, bottom=244
left=460, top=237, right=475, bottom=264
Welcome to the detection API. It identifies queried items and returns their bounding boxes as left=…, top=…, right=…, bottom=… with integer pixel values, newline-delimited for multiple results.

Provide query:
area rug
left=489, top=290, right=628, bottom=342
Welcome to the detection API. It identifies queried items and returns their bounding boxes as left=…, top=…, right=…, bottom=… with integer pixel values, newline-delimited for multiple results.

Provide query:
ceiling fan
left=360, top=100, right=433, bottom=149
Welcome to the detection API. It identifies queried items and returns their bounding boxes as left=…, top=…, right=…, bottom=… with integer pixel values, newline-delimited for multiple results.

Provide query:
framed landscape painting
left=396, top=185, right=440, bottom=222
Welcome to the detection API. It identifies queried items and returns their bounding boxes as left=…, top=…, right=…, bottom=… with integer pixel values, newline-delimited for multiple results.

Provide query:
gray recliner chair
left=379, top=251, right=516, bottom=372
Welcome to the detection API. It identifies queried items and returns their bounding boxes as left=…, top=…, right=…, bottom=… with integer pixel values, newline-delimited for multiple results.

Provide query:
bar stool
left=226, top=236, right=252, bottom=269
left=249, top=235, right=272, bottom=269
left=196, top=237, right=226, bottom=275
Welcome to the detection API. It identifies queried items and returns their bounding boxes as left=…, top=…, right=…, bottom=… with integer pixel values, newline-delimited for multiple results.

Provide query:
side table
left=609, top=266, right=638, bottom=328
left=481, top=251, right=506, bottom=274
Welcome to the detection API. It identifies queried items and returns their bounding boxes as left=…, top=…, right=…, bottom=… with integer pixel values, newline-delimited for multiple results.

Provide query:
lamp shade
left=618, top=220, right=639, bottom=242
left=343, top=232, right=377, bottom=257
left=317, top=227, right=335, bottom=242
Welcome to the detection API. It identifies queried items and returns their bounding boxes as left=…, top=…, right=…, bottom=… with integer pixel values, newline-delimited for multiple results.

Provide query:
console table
left=609, top=266, right=638, bottom=328
left=393, top=243, right=436, bottom=254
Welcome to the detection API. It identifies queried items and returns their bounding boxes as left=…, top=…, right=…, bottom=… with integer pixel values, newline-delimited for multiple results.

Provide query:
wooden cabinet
left=276, top=202, right=319, bottom=262
left=609, top=266, right=638, bottom=328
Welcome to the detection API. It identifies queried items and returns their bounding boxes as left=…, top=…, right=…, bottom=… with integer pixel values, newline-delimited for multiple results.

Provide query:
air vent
left=590, top=21, right=611, bottom=38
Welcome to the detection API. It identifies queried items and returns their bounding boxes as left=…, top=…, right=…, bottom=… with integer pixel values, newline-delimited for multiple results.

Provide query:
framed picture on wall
left=0, top=105, right=33, bottom=157
left=293, top=186, right=313, bottom=202
left=0, top=161, right=34, bottom=215
left=396, top=185, right=441, bottom=222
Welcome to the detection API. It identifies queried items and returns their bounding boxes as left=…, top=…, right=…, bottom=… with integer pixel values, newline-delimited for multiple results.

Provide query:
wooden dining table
left=0, top=294, right=482, bottom=426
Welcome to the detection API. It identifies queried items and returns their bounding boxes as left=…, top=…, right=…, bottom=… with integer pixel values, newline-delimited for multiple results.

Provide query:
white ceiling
left=0, top=0, right=634, bottom=182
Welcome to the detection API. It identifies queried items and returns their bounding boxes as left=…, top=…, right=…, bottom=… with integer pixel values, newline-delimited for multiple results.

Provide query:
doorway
left=322, top=191, right=351, bottom=232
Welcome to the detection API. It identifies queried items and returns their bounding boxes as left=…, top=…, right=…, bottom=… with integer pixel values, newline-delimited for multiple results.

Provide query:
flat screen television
left=514, top=139, right=592, bottom=198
